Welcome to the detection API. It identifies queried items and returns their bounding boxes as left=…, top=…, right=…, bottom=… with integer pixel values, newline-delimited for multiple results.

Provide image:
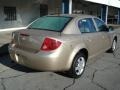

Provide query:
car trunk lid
left=13, top=29, right=61, bottom=53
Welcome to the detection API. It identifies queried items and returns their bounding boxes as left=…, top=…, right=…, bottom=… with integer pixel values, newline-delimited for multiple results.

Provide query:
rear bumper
left=8, top=44, right=72, bottom=71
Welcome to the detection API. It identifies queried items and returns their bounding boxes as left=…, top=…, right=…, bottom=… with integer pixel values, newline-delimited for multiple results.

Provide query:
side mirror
left=108, top=26, right=114, bottom=31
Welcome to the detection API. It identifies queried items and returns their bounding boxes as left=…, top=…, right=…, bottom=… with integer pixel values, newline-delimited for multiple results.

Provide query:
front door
left=94, top=18, right=111, bottom=50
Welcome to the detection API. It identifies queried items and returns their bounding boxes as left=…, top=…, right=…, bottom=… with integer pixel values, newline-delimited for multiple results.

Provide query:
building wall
left=0, top=0, right=62, bottom=29
left=0, top=0, right=41, bottom=29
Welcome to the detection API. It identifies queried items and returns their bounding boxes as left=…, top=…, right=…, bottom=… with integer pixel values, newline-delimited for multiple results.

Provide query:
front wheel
left=68, top=53, right=86, bottom=78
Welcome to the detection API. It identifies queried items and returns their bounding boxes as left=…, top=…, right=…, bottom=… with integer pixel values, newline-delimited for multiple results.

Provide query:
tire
left=68, top=53, right=86, bottom=78
left=109, top=39, right=117, bottom=53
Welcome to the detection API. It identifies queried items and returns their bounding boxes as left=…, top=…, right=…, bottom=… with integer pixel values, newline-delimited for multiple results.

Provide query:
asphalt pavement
left=0, top=29, right=120, bottom=90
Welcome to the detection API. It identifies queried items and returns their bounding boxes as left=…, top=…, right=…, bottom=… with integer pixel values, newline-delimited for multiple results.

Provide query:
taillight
left=40, top=37, right=62, bottom=51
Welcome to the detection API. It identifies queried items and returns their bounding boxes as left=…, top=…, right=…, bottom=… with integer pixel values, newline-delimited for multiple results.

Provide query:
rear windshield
left=28, top=16, right=72, bottom=32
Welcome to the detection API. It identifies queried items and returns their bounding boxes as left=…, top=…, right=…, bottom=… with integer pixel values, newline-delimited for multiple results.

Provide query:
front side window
left=78, top=18, right=96, bottom=33
left=94, top=18, right=108, bottom=32
left=28, top=16, right=72, bottom=32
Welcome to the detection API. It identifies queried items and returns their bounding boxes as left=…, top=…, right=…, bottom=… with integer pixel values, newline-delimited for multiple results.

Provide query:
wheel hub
left=112, top=40, right=116, bottom=51
left=75, top=57, right=85, bottom=75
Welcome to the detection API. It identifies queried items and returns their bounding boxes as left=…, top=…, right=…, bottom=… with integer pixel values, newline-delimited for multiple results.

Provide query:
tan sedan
left=9, top=14, right=117, bottom=78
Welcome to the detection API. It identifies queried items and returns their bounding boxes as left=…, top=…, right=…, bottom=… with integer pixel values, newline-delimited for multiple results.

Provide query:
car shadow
left=55, top=72, right=74, bottom=78
left=0, top=43, right=9, bottom=55
left=0, top=55, right=40, bottom=73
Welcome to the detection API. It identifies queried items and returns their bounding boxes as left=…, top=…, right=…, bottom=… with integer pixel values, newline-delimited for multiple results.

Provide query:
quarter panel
left=52, top=34, right=88, bottom=70
left=66, top=43, right=88, bottom=70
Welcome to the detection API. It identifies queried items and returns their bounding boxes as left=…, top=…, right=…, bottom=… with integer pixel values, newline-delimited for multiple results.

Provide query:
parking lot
left=0, top=29, right=120, bottom=90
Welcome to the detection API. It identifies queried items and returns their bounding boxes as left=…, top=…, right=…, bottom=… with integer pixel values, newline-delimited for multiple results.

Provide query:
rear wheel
left=68, top=53, right=86, bottom=78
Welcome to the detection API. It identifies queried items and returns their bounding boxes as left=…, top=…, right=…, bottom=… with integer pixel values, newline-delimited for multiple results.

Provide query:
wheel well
left=77, top=48, right=88, bottom=61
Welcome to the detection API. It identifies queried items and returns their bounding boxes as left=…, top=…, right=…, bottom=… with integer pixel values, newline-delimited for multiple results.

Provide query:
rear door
left=94, top=18, right=111, bottom=50
left=78, top=18, right=104, bottom=57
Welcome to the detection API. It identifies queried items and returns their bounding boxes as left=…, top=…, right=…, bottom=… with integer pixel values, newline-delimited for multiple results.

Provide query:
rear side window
left=78, top=18, right=96, bottom=33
